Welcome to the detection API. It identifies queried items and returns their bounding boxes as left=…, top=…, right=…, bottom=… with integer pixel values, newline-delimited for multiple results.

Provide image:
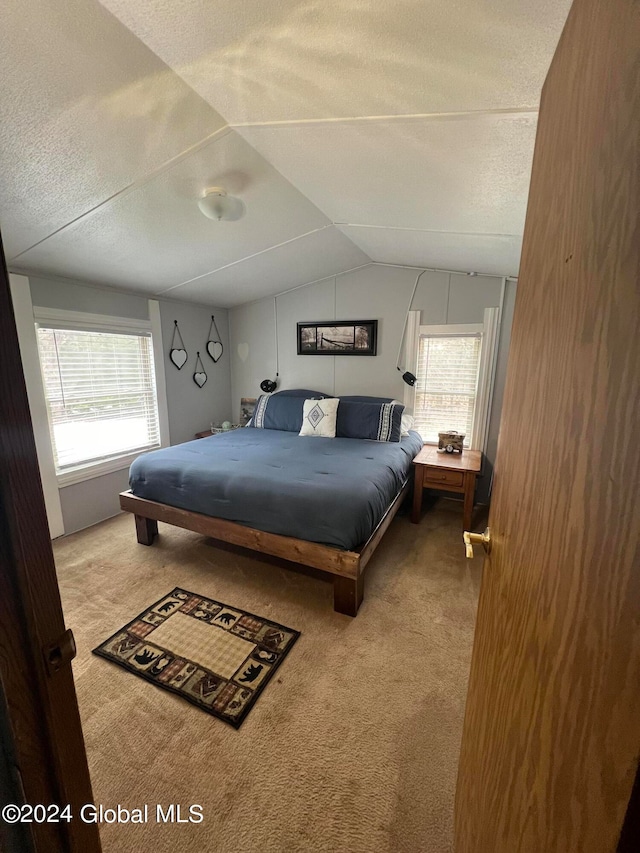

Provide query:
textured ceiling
left=0, top=0, right=225, bottom=258
left=98, top=0, right=570, bottom=121
left=239, top=112, right=537, bottom=276
left=1, top=0, right=572, bottom=306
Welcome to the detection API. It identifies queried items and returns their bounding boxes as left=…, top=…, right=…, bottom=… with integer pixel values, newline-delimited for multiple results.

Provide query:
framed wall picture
left=239, top=397, right=256, bottom=425
left=297, top=320, right=378, bottom=356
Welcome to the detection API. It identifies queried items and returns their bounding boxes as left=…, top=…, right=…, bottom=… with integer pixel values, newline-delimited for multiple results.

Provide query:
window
left=35, top=309, right=161, bottom=479
left=414, top=330, right=482, bottom=445
left=406, top=309, right=500, bottom=450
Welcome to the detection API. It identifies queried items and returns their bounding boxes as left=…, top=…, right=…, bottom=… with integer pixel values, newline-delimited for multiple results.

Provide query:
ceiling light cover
left=198, top=187, right=245, bottom=221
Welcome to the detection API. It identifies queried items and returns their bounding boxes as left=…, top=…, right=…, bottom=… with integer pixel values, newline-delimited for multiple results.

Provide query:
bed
left=120, top=391, right=422, bottom=616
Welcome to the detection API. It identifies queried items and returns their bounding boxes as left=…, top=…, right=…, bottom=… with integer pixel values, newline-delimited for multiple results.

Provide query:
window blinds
left=413, top=334, right=482, bottom=444
left=36, top=326, right=160, bottom=471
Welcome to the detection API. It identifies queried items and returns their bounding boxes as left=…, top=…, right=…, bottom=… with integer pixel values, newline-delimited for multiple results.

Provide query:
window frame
left=33, top=306, right=168, bottom=487
left=404, top=308, right=500, bottom=452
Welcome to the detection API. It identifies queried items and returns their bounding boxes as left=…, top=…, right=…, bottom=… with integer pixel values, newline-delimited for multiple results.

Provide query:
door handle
left=463, top=528, right=491, bottom=559
left=43, top=628, right=76, bottom=676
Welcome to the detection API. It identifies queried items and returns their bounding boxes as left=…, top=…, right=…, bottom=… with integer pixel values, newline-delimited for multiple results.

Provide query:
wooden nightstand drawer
left=412, top=447, right=482, bottom=528
left=424, top=468, right=464, bottom=488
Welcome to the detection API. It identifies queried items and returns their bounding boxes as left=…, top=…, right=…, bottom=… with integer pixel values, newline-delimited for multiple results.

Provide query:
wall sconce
left=260, top=297, right=279, bottom=393
left=260, top=377, right=278, bottom=393
left=197, top=187, right=245, bottom=221
left=396, top=269, right=428, bottom=386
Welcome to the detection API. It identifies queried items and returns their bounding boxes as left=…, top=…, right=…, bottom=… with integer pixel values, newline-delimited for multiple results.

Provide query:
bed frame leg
left=135, top=515, right=158, bottom=546
left=333, top=573, right=364, bottom=617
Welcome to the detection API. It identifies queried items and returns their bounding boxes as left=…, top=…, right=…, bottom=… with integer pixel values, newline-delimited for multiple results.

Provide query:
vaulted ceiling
left=1, top=0, right=571, bottom=307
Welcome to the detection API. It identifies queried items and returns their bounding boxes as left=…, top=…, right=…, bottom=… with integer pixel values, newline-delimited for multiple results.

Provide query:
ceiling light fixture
left=197, top=187, right=245, bottom=221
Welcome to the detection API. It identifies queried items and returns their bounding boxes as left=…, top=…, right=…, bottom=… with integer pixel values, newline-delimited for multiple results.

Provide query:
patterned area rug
left=93, top=588, right=300, bottom=728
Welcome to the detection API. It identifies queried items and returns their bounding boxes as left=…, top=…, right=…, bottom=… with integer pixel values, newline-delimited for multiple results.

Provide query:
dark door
left=0, top=232, right=101, bottom=851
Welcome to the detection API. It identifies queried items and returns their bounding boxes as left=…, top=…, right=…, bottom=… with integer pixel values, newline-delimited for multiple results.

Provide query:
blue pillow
left=336, top=399, right=404, bottom=442
left=248, top=394, right=306, bottom=432
left=272, top=388, right=329, bottom=398
left=339, top=395, right=395, bottom=404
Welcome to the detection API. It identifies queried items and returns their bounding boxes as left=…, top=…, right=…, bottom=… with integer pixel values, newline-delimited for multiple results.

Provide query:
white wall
left=230, top=263, right=514, bottom=503
left=20, top=275, right=232, bottom=534
left=9, top=274, right=65, bottom=538
left=483, top=276, right=517, bottom=496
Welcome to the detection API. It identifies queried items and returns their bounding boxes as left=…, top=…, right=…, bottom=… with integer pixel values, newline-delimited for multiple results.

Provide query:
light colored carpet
left=54, top=500, right=481, bottom=853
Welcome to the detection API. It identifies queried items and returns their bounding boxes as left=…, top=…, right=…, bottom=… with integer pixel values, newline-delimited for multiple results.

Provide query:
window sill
left=56, top=446, right=160, bottom=488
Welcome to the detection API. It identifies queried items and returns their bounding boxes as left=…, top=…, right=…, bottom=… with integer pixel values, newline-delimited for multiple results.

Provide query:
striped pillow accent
left=251, top=394, right=270, bottom=429
left=377, top=401, right=404, bottom=442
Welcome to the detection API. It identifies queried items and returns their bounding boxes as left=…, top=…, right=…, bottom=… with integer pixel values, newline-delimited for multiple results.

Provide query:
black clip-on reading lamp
left=396, top=269, right=428, bottom=387
left=260, top=297, right=280, bottom=394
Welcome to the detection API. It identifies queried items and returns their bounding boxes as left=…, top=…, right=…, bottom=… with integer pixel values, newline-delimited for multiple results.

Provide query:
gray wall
left=58, top=467, right=132, bottom=535
left=160, top=300, right=231, bottom=445
left=230, top=263, right=515, bottom=503
left=24, top=266, right=513, bottom=532
left=483, top=277, right=517, bottom=497
left=29, top=275, right=149, bottom=320
left=28, top=275, right=232, bottom=534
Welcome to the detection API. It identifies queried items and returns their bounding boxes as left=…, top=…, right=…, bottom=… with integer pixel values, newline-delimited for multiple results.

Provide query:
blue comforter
left=129, top=428, right=422, bottom=550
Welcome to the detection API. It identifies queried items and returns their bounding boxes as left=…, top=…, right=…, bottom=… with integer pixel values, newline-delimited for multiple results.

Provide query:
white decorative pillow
left=299, top=398, right=339, bottom=437
left=401, top=412, right=415, bottom=437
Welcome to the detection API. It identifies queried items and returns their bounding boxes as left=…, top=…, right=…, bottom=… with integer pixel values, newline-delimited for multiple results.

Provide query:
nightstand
left=411, top=446, right=482, bottom=530
left=194, top=425, right=242, bottom=439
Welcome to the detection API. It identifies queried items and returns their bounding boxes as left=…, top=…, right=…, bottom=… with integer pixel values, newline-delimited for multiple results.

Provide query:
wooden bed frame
left=119, top=480, right=410, bottom=616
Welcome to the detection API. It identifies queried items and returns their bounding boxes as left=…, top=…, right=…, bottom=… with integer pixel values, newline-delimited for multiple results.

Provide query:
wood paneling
left=455, top=0, right=640, bottom=850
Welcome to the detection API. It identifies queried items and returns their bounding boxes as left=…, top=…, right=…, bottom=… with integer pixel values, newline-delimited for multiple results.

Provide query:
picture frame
left=297, top=320, right=378, bottom=356
left=239, top=397, right=256, bottom=426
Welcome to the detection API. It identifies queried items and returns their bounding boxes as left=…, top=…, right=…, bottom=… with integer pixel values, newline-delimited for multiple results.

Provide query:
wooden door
left=454, top=0, right=640, bottom=851
left=0, top=233, right=101, bottom=852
